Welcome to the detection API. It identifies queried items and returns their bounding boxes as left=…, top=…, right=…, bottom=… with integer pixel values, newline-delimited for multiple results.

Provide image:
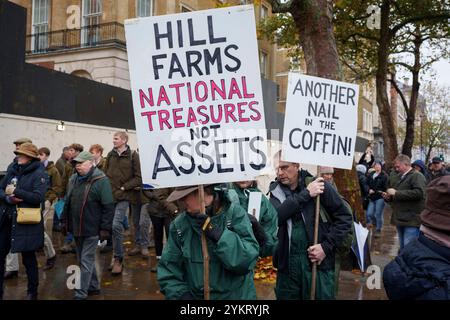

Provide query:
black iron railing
left=26, top=22, right=126, bottom=54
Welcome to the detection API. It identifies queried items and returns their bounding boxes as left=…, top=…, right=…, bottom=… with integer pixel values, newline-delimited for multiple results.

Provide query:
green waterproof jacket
left=157, top=201, right=259, bottom=300
left=229, top=185, right=278, bottom=257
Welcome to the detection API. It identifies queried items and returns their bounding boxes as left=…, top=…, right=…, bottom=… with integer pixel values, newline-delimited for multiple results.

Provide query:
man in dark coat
left=104, top=131, right=142, bottom=275
left=382, top=154, right=426, bottom=250
left=429, top=157, right=449, bottom=182
left=0, top=143, right=47, bottom=300
left=268, top=151, right=352, bottom=300
left=383, top=176, right=450, bottom=300
left=55, top=146, right=71, bottom=177
left=62, top=151, right=114, bottom=300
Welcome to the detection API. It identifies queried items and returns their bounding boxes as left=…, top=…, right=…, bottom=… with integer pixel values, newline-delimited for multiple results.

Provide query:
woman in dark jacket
left=412, top=159, right=432, bottom=184
left=358, top=145, right=375, bottom=169
left=356, top=164, right=370, bottom=210
left=0, top=143, right=47, bottom=300
left=366, top=161, right=388, bottom=236
left=142, top=188, right=178, bottom=272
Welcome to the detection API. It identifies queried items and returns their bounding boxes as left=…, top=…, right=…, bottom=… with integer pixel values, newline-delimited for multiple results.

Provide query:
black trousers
left=0, top=216, right=39, bottom=297
left=149, top=215, right=171, bottom=257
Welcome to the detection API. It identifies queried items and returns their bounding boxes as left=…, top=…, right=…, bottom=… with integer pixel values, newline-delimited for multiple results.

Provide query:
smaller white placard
left=247, top=192, right=262, bottom=221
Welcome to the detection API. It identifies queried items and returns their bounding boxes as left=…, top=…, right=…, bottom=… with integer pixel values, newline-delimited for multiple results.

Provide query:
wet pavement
left=2, top=206, right=398, bottom=300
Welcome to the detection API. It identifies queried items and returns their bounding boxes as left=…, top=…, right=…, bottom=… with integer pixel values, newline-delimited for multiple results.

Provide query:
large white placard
left=125, top=5, right=267, bottom=188
left=282, top=73, right=359, bottom=169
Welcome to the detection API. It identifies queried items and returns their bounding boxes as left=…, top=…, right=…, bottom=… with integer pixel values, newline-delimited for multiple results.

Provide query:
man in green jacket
left=229, top=181, right=278, bottom=257
left=157, top=185, right=259, bottom=300
left=382, top=154, right=426, bottom=250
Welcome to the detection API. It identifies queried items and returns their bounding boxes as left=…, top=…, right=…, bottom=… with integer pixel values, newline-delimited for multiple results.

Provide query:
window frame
left=136, top=0, right=153, bottom=17
left=260, top=51, right=268, bottom=78
left=81, top=0, right=103, bottom=46
left=31, top=0, right=50, bottom=52
left=260, top=4, right=269, bottom=20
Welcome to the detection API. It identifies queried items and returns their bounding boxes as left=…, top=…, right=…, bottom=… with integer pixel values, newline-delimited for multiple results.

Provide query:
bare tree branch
left=389, top=75, right=410, bottom=115
left=344, top=32, right=379, bottom=42
left=393, top=61, right=414, bottom=72
left=391, top=12, right=450, bottom=35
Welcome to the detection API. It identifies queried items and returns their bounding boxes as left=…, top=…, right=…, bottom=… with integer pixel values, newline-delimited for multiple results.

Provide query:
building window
left=32, top=0, right=50, bottom=52
left=363, top=110, right=373, bottom=133
left=260, top=51, right=268, bottom=78
left=82, top=0, right=102, bottom=46
left=136, top=0, right=153, bottom=17
left=260, top=4, right=269, bottom=20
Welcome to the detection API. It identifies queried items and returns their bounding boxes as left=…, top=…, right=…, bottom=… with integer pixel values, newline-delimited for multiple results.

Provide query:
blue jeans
left=74, top=236, right=100, bottom=299
left=366, top=198, right=385, bottom=231
left=396, top=226, right=419, bottom=250
left=112, top=201, right=143, bottom=258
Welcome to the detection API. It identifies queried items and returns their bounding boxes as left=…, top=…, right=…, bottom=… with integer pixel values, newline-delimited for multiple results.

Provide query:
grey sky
left=427, top=59, right=450, bottom=87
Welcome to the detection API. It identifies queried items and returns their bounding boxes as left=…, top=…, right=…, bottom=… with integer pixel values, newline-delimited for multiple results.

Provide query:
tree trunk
left=292, top=0, right=341, bottom=79
left=289, top=0, right=364, bottom=221
left=376, top=1, right=398, bottom=168
left=401, top=30, right=421, bottom=158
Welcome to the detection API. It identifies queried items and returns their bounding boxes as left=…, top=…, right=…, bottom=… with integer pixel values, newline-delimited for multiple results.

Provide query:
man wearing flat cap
left=157, top=184, right=259, bottom=300
left=430, top=156, right=448, bottom=182
left=61, top=151, right=114, bottom=300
